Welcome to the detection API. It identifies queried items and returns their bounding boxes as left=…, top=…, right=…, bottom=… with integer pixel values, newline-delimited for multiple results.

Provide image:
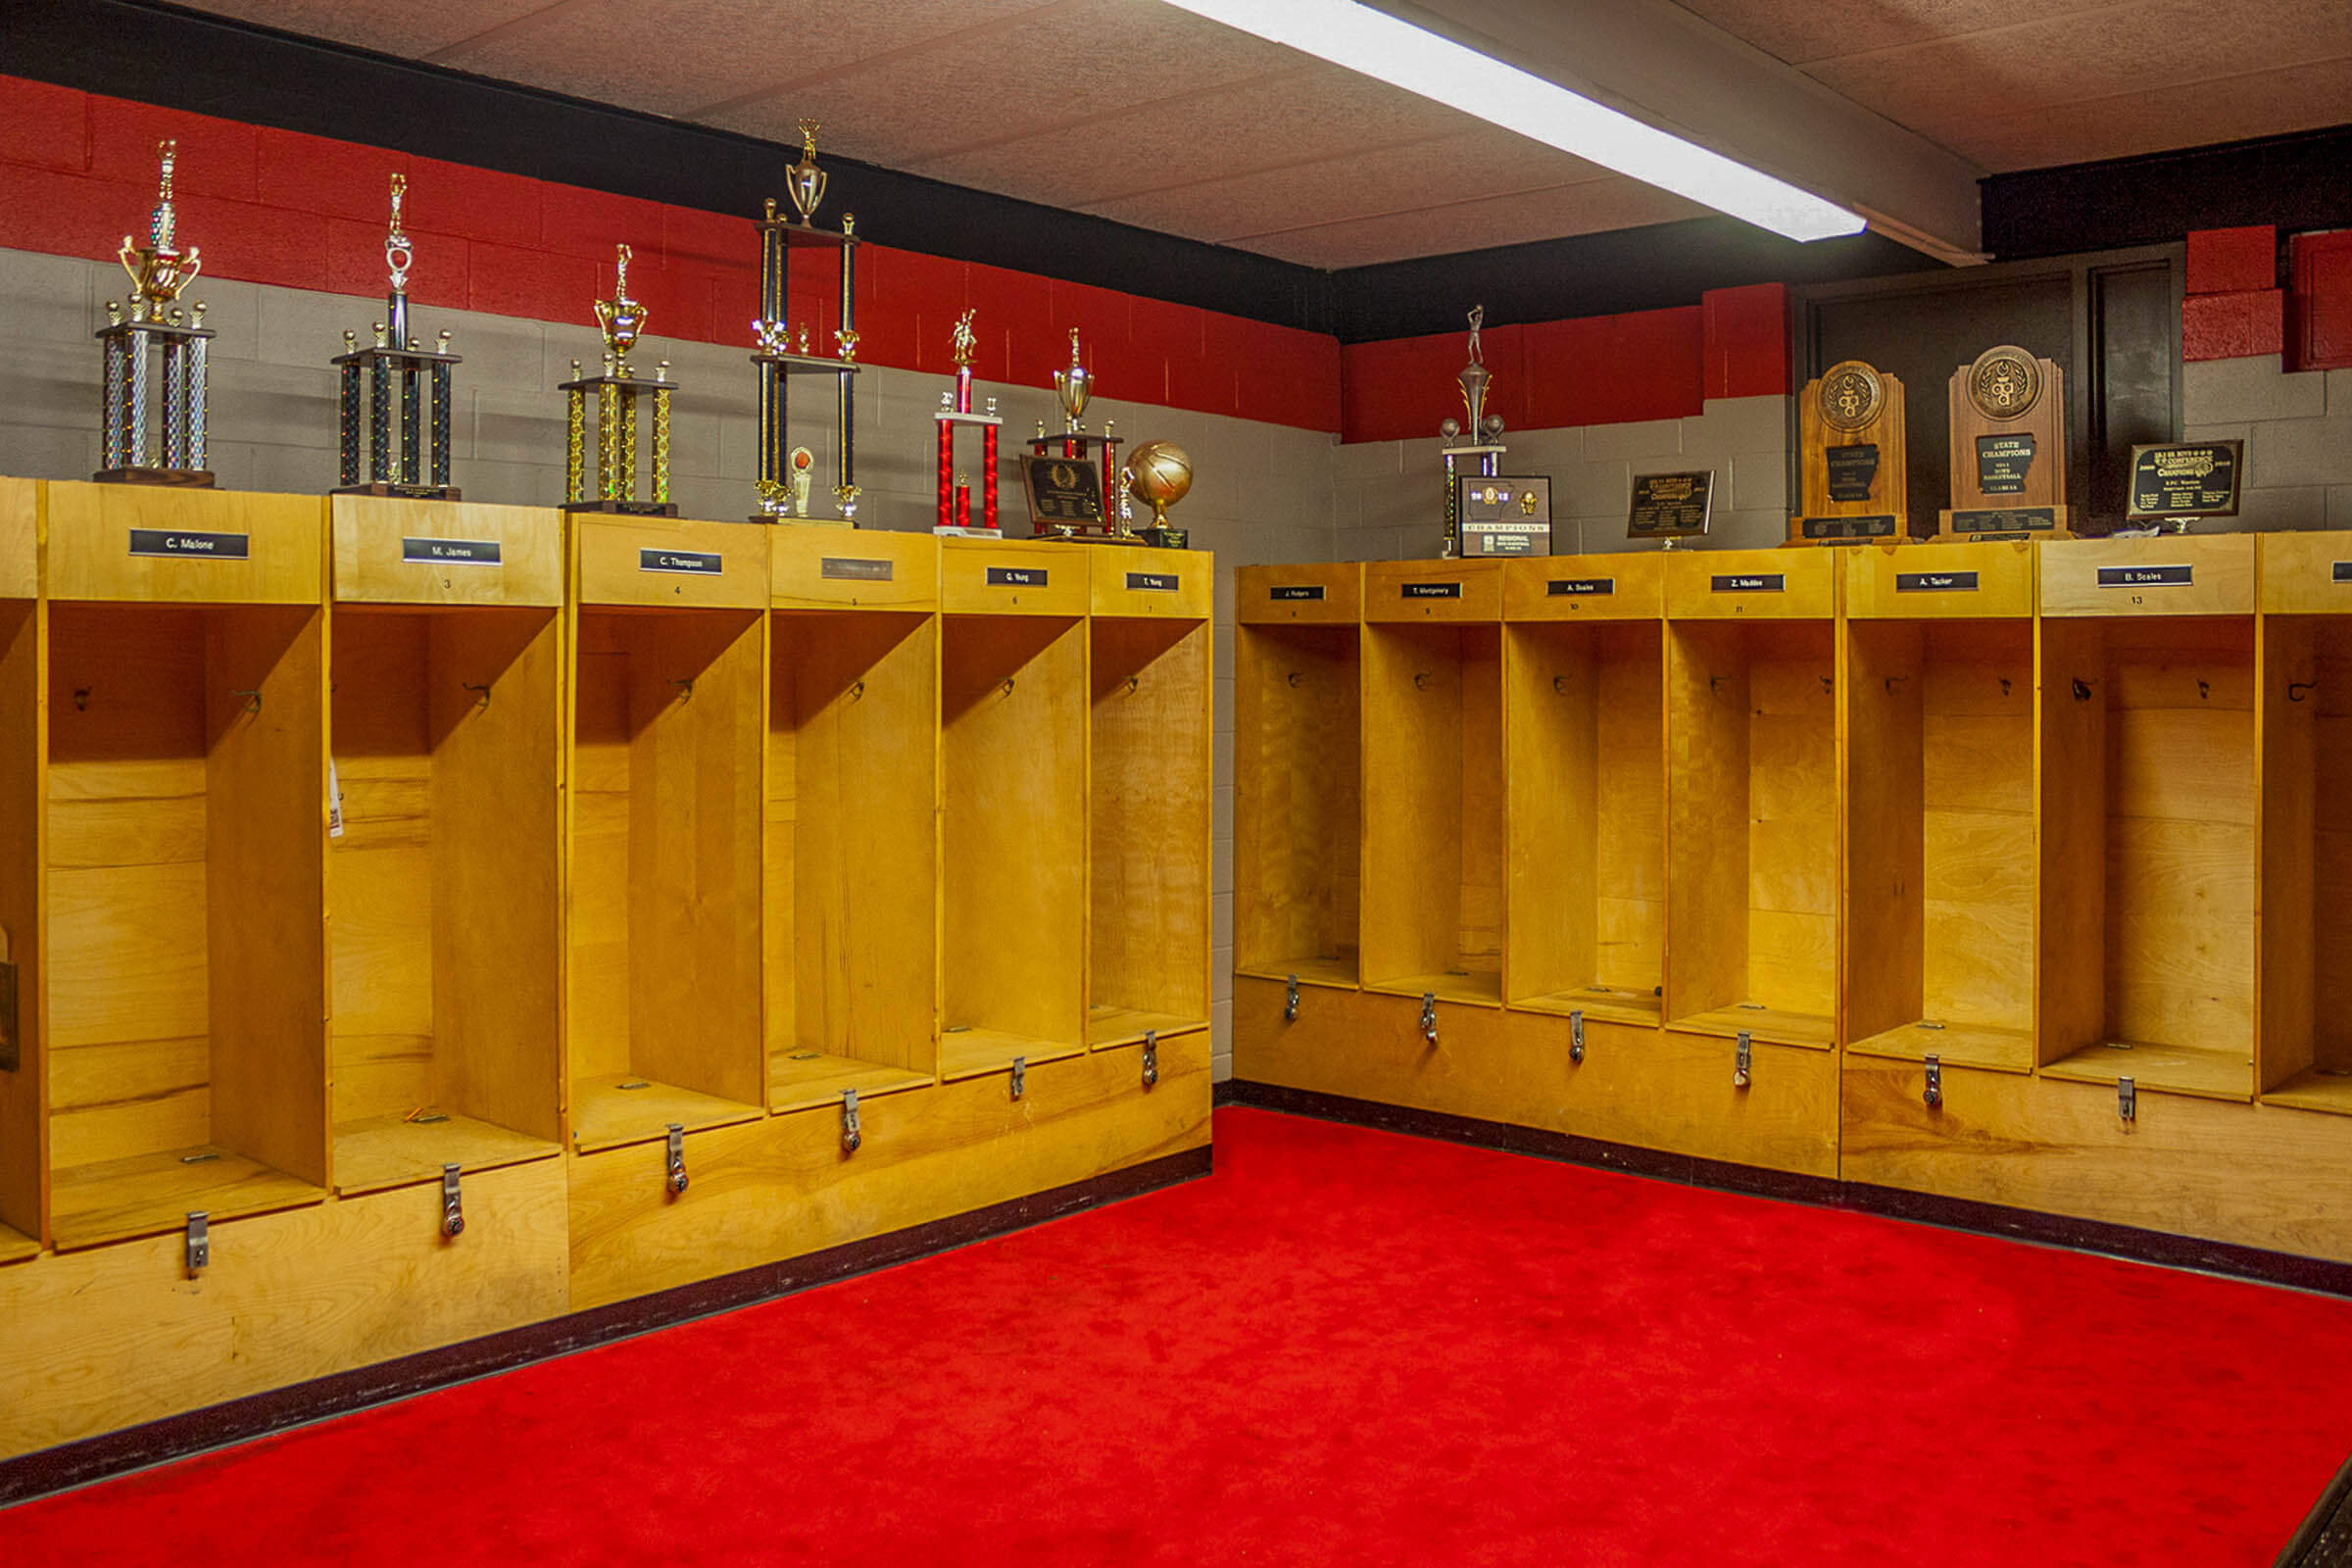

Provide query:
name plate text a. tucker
left=129, top=527, right=249, bottom=560
left=1711, top=572, right=1786, bottom=594
left=1546, top=577, right=1616, bottom=597
left=819, top=556, right=894, bottom=582
left=1269, top=584, right=1326, bottom=602
left=1125, top=570, right=1180, bottom=592
left=1400, top=581, right=1463, bottom=599
left=2097, top=564, right=2194, bottom=589
left=639, top=547, right=723, bottom=576
left=986, top=565, right=1047, bottom=588
left=402, top=536, right=501, bottom=565
left=1896, top=570, right=1981, bottom=593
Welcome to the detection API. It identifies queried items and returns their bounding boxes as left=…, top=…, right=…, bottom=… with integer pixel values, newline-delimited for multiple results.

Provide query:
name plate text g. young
left=403, top=536, right=501, bottom=565
left=1712, top=572, right=1785, bottom=594
left=820, top=557, right=895, bottom=582
left=2097, top=564, right=2192, bottom=589
left=1126, top=571, right=1180, bottom=592
left=1401, top=581, right=1462, bottom=599
left=985, top=565, right=1047, bottom=588
left=1269, top=584, right=1326, bottom=602
left=1547, top=577, right=1616, bottom=597
left=130, top=528, right=248, bottom=560
left=639, top=548, right=722, bottom=576
left=1896, top=570, right=1980, bottom=593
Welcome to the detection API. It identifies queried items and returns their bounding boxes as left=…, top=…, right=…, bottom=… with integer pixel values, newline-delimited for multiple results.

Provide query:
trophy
left=96, top=140, right=215, bottom=486
left=333, top=174, right=463, bottom=500
left=1126, top=441, right=1193, bottom=550
left=560, top=244, right=677, bottom=515
left=933, top=310, right=1002, bottom=535
left=1438, top=306, right=1505, bottom=557
left=1791, top=359, right=1906, bottom=542
left=1025, top=329, right=1129, bottom=540
left=750, top=121, right=861, bottom=524
left=1939, top=345, right=2069, bottom=540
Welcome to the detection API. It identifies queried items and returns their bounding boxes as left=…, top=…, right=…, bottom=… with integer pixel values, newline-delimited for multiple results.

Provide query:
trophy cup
left=1024, top=329, right=1129, bottom=540
left=96, top=140, right=216, bottom=486
left=1438, top=306, right=1506, bottom=557
left=933, top=310, right=1002, bottom=535
left=332, top=174, right=463, bottom=500
left=560, top=244, right=677, bottom=515
left=750, top=122, right=862, bottom=525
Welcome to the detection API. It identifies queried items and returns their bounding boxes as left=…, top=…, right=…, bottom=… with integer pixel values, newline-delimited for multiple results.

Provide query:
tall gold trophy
left=96, top=140, right=215, bottom=485
left=560, top=243, right=678, bottom=514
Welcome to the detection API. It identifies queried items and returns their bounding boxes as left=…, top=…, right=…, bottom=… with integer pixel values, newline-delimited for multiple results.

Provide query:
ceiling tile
left=1954, top=56, right=2352, bottom=171
left=1667, top=0, right=2116, bottom=68
left=186, top=0, right=557, bottom=58
left=1242, top=177, right=1705, bottom=269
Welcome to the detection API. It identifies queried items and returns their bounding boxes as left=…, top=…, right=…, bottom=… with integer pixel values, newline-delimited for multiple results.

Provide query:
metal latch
left=184, top=1211, right=209, bottom=1277
left=1924, top=1054, right=1942, bottom=1110
left=1569, top=1008, right=1586, bottom=1065
left=1420, top=992, right=1438, bottom=1048
left=664, top=1123, right=688, bottom=1196
left=1284, top=973, right=1299, bottom=1022
left=2119, top=1076, right=2135, bottom=1124
left=1010, top=1055, right=1027, bottom=1101
left=841, top=1088, right=861, bottom=1152
left=1141, top=1030, right=1158, bottom=1090
left=440, top=1163, right=465, bottom=1238
left=1734, top=1031, right=1752, bottom=1090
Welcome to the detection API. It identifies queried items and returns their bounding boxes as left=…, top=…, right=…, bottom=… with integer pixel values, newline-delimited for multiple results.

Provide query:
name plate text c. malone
left=1401, top=581, right=1462, bottom=599
left=1126, top=571, right=1180, bottom=592
left=2097, top=564, right=2192, bottom=589
left=1547, top=577, right=1616, bottom=597
left=639, top=548, right=722, bottom=575
left=819, top=557, right=894, bottom=582
left=985, top=565, right=1046, bottom=588
left=403, top=536, right=501, bottom=565
left=1896, top=570, right=1980, bottom=593
left=130, top=528, right=248, bottom=560
left=1712, top=573, right=1785, bottom=594
left=1269, top=584, right=1326, bottom=602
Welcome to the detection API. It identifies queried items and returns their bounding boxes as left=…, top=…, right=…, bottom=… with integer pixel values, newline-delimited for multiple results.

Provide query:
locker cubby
left=326, top=606, right=564, bottom=1192
left=940, top=613, right=1088, bottom=1078
left=1504, top=619, right=1663, bottom=1024
left=2258, top=613, right=2352, bottom=1114
left=2036, top=615, right=2257, bottom=1101
left=764, top=608, right=939, bottom=1109
left=1664, top=619, right=1838, bottom=1047
left=1234, top=605, right=1360, bottom=990
left=1088, top=611, right=1212, bottom=1047
left=566, top=607, right=768, bottom=1151
left=1361, top=619, right=1505, bottom=1004
left=44, top=601, right=328, bottom=1249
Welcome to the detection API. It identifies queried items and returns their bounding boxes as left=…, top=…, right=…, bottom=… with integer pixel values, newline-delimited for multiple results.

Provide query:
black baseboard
left=0, top=1145, right=1211, bottom=1509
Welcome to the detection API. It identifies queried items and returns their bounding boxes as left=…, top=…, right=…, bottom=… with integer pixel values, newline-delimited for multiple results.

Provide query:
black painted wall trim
left=0, top=1145, right=1210, bottom=1510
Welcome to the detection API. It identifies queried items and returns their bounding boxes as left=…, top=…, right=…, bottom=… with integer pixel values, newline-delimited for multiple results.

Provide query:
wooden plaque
left=1939, top=345, right=2070, bottom=540
left=1791, top=360, right=1905, bottom=544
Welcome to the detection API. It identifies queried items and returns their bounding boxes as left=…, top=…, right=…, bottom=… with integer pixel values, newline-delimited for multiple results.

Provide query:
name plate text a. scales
left=2097, top=564, right=2193, bottom=589
left=1126, top=571, right=1180, bottom=592
left=986, top=565, right=1047, bottom=588
left=1269, top=584, right=1326, bottom=602
left=1401, top=581, right=1462, bottom=599
left=402, top=536, right=501, bottom=565
left=639, top=548, right=723, bottom=576
left=1711, top=573, right=1785, bottom=593
left=1896, top=570, right=1980, bottom=593
left=820, top=557, right=894, bottom=582
left=129, top=528, right=248, bottom=560
left=1547, top=577, right=1616, bottom=597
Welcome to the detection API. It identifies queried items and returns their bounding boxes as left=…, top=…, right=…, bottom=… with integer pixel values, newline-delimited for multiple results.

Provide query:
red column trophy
left=933, top=310, right=1001, bottom=536
left=1024, top=329, right=1130, bottom=541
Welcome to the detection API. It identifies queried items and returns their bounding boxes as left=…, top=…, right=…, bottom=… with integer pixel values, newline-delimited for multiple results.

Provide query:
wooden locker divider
left=2256, top=531, right=2352, bottom=1114
left=764, top=528, right=940, bottom=1111
left=1234, top=563, right=1362, bottom=990
left=1502, top=555, right=1665, bottom=1024
left=939, top=540, right=1088, bottom=1080
left=1087, top=546, right=1213, bottom=1048
left=0, top=479, right=40, bottom=1262
left=1663, top=550, right=1839, bottom=1048
left=326, top=498, right=564, bottom=1194
left=567, top=517, right=769, bottom=1152
left=1841, top=542, right=2036, bottom=1071
left=1360, top=560, right=1505, bottom=1006
left=2035, top=536, right=2257, bottom=1102
left=40, top=482, right=329, bottom=1250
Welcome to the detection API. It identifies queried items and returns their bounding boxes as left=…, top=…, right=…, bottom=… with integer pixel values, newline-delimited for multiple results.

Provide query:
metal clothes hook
left=1124, top=675, right=1139, bottom=695
left=849, top=679, right=865, bottom=702
left=231, top=688, right=262, bottom=714
left=73, top=687, right=91, bottom=711
left=1412, top=671, right=1431, bottom=691
left=1286, top=670, right=1302, bottom=688
left=2289, top=681, right=2318, bottom=703
left=669, top=677, right=694, bottom=703
left=463, top=681, right=491, bottom=709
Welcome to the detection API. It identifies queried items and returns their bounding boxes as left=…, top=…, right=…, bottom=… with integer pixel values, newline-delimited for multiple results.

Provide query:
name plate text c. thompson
left=130, top=528, right=248, bottom=560
left=640, top=548, right=722, bottom=575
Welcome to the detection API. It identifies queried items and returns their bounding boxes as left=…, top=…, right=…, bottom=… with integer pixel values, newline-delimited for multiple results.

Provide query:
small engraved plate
left=1547, top=578, right=1615, bottom=597
left=1126, top=571, right=1179, bottom=592
left=2098, top=564, right=2192, bottom=588
left=1628, top=471, right=1713, bottom=539
left=1401, top=581, right=1462, bottom=599
left=130, top=528, right=249, bottom=560
left=1825, top=444, right=1881, bottom=503
left=2127, top=442, right=2242, bottom=519
left=820, top=557, right=893, bottom=582
left=986, top=565, right=1046, bottom=588
left=1949, top=508, right=2057, bottom=533
left=1712, top=573, right=1785, bottom=593
left=639, top=548, right=722, bottom=575
left=2334, top=562, right=2352, bottom=584
left=403, top=536, right=501, bottom=565
left=1974, top=433, right=2035, bottom=495
left=1270, top=584, right=1326, bottom=602
left=1018, top=454, right=1103, bottom=527
left=1799, top=515, right=1898, bottom=540
left=1896, top=570, right=1980, bottom=593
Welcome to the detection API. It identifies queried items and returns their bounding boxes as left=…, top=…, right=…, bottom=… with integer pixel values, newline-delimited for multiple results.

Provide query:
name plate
left=1547, top=578, right=1615, bottom=597
left=1825, top=444, right=1880, bottom=503
left=1799, top=515, right=1898, bottom=541
left=1628, top=470, right=1713, bottom=539
left=640, top=548, right=722, bottom=575
left=986, top=565, right=1047, bottom=588
left=1897, top=570, right=1980, bottom=593
left=1712, top=573, right=1785, bottom=594
left=130, top=528, right=248, bottom=560
left=2336, top=563, right=2352, bottom=584
left=2127, top=441, right=2242, bottom=519
left=1948, top=508, right=2057, bottom=533
left=820, top=557, right=894, bottom=582
left=1269, top=584, right=1326, bottom=602
left=2097, top=564, right=2192, bottom=588
left=1126, top=571, right=1179, bottom=592
left=1401, top=581, right=1462, bottom=600
left=1974, top=433, right=2035, bottom=495
left=403, top=536, right=501, bottom=565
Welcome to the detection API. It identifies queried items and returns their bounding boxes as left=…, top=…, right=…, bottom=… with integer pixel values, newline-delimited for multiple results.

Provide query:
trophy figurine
left=933, top=311, right=1003, bottom=535
left=560, top=244, right=677, bottom=515
left=96, top=140, right=216, bottom=485
left=332, top=174, right=463, bottom=500
left=1439, top=306, right=1506, bottom=557
left=749, top=123, right=860, bottom=525
left=787, top=119, right=828, bottom=223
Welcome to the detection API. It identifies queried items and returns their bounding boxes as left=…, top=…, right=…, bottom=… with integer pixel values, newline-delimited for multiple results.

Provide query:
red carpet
left=6, top=1105, right=2351, bottom=1566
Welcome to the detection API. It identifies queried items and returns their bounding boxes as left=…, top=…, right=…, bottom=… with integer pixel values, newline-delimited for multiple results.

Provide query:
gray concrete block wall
left=2181, top=357, right=2352, bottom=531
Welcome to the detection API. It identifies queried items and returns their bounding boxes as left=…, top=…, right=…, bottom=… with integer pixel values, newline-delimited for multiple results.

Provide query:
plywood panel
left=1236, top=562, right=1362, bottom=625
left=1842, top=540, right=2034, bottom=619
left=1362, top=558, right=1503, bottom=622
left=1234, top=622, right=1359, bottom=982
left=2259, top=616, right=2318, bottom=1092
left=769, top=525, right=939, bottom=612
left=575, top=516, right=767, bottom=609
left=43, top=483, right=323, bottom=605
left=1664, top=548, right=1838, bottom=619
left=2258, top=531, right=2352, bottom=615
left=2038, top=534, right=2254, bottom=616
left=331, top=495, right=564, bottom=607
left=1504, top=623, right=1597, bottom=1004
left=1664, top=621, right=1748, bottom=1020
left=2035, top=617, right=2108, bottom=1064
left=0, top=477, right=34, bottom=600
left=938, top=539, right=1089, bottom=616
left=1842, top=621, right=1923, bottom=1043
left=1502, top=553, right=1664, bottom=620
left=1091, top=544, right=1212, bottom=619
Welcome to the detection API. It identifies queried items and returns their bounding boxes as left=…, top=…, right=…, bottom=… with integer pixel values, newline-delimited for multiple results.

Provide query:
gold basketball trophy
left=1791, top=359, right=1905, bottom=542
left=333, top=174, right=463, bottom=500
left=561, top=244, right=677, bottom=515
left=1025, top=329, right=1130, bottom=540
left=750, top=121, right=861, bottom=524
left=97, top=140, right=215, bottom=486
left=1939, top=345, right=2069, bottom=540
left=1126, top=440, right=1192, bottom=550
left=1439, top=306, right=1505, bottom=557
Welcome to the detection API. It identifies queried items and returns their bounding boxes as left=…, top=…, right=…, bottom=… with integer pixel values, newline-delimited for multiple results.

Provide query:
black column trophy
left=333, top=175, right=462, bottom=499
left=96, top=140, right=215, bottom=486
left=1439, top=306, right=1505, bottom=558
left=1023, top=329, right=1129, bottom=541
left=750, top=121, right=861, bottom=524
left=560, top=244, right=676, bottom=515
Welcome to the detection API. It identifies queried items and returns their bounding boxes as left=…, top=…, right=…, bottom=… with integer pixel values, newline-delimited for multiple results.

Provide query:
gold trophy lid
left=950, top=309, right=978, bottom=368
left=594, top=242, right=648, bottom=370
left=1054, top=328, right=1092, bottom=429
left=119, top=139, right=202, bottom=315
left=384, top=173, right=414, bottom=292
left=788, top=120, right=827, bottom=223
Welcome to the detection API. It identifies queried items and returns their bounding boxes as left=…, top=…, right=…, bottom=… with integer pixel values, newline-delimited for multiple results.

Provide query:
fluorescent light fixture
left=1157, top=0, right=1867, bottom=242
